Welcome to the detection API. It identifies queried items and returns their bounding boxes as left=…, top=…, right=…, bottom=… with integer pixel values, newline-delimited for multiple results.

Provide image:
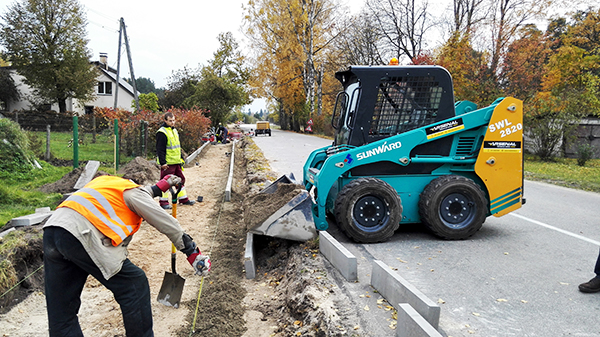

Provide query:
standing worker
left=579, top=250, right=600, bottom=293
left=216, top=123, right=228, bottom=144
left=43, top=175, right=211, bottom=337
left=156, top=112, right=195, bottom=209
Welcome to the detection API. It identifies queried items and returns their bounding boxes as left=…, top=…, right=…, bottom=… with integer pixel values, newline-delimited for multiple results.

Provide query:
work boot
left=579, top=277, right=600, bottom=293
left=161, top=204, right=172, bottom=210
left=180, top=200, right=196, bottom=206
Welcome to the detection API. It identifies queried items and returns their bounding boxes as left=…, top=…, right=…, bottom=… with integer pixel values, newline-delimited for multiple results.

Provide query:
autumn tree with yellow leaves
left=243, top=0, right=342, bottom=132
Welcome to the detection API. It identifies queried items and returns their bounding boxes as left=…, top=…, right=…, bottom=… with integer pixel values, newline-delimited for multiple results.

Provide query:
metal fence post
left=73, top=116, right=79, bottom=169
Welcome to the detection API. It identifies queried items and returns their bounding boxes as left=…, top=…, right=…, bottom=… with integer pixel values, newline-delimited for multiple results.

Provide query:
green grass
left=0, top=162, right=71, bottom=226
left=28, top=131, right=130, bottom=164
left=524, top=155, right=600, bottom=193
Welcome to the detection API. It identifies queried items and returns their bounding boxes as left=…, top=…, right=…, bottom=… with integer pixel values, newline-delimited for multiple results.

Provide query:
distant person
left=43, top=175, right=211, bottom=337
left=579, top=250, right=600, bottom=293
left=216, top=123, right=228, bottom=143
left=156, top=112, right=195, bottom=209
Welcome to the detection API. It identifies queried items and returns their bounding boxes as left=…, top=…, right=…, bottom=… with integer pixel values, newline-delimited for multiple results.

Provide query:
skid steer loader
left=250, top=65, right=524, bottom=243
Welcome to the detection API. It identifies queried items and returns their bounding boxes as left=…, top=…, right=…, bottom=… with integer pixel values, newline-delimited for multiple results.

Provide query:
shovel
left=157, top=185, right=185, bottom=308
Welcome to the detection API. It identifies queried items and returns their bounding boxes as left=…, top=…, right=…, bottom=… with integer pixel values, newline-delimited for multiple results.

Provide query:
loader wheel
left=335, top=178, right=402, bottom=243
left=419, top=175, right=487, bottom=240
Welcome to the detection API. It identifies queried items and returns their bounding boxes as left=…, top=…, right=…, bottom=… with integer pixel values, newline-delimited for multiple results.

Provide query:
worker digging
left=42, top=174, right=210, bottom=337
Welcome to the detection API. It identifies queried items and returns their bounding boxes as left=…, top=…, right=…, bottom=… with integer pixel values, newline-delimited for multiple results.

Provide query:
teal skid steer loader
left=250, top=65, right=525, bottom=243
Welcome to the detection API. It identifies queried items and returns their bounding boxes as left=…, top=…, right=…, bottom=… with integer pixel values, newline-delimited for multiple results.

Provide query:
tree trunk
left=58, top=99, right=67, bottom=113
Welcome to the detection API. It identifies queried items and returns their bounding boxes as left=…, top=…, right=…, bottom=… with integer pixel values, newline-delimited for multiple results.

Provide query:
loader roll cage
left=331, top=66, right=456, bottom=149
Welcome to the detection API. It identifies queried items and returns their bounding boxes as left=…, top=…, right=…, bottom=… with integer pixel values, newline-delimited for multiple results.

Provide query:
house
left=1, top=53, right=138, bottom=115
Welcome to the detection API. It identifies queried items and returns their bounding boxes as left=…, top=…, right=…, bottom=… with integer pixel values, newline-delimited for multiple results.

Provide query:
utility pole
left=114, top=18, right=139, bottom=111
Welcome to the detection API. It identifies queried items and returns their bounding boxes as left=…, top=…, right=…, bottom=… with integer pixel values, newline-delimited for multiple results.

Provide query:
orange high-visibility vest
left=58, top=176, right=142, bottom=246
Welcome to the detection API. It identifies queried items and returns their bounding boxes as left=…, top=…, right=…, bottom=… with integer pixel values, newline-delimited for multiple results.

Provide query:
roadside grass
left=524, top=155, right=600, bottom=193
left=28, top=131, right=126, bottom=164
left=0, top=162, right=70, bottom=227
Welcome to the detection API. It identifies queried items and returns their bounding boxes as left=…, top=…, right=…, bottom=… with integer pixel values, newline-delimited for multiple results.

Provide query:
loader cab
left=332, top=66, right=456, bottom=148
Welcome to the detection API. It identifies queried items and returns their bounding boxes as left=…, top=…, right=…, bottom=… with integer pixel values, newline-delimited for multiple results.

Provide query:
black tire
left=334, top=178, right=402, bottom=243
left=268, top=130, right=271, bottom=136
left=419, top=175, right=487, bottom=240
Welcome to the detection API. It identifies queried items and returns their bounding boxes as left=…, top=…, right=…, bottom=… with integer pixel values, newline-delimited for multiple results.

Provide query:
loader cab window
left=333, top=82, right=360, bottom=145
left=369, top=76, right=441, bottom=137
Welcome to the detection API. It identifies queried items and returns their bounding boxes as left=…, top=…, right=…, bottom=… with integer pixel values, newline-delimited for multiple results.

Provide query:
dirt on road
left=0, top=137, right=365, bottom=337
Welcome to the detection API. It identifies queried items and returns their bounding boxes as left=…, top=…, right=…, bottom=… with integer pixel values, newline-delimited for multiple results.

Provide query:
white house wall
left=5, top=68, right=136, bottom=115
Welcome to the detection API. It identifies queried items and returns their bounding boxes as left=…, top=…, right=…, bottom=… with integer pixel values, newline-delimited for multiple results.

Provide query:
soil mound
left=243, top=183, right=304, bottom=229
left=118, top=156, right=160, bottom=186
left=38, top=167, right=109, bottom=194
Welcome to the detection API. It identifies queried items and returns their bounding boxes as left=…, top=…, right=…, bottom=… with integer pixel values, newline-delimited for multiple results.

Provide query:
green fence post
left=114, top=118, right=119, bottom=172
left=73, top=116, right=79, bottom=169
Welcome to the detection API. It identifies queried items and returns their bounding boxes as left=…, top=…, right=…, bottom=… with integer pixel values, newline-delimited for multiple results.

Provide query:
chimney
left=99, top=53, right=108, bottom=69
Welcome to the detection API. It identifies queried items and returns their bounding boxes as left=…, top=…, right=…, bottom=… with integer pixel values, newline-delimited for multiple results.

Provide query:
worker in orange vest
left=43, top=175, right=210, bottom=337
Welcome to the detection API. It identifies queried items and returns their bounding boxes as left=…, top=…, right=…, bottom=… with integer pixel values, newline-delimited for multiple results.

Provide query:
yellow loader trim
left=474, top=97, right=524, bottom=217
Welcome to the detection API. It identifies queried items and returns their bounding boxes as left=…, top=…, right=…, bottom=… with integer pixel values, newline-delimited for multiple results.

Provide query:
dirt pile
left=118, top=156, right=160, bottom=185
left=0, top=227, right=44, bottom=315
left=38, top=166, right=109, bottom=194
left=243, top=183, right=304, bottom=229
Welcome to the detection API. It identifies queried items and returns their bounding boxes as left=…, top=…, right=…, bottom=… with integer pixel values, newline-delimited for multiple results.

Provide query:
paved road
left=247, top=125, right=600, bottom=337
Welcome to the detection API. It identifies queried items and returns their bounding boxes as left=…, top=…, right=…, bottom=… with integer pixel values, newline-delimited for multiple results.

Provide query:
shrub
left=91, top=107, right=211, bottom=158
left=0, top=118, right=36, bottom=172
left=577, top=143, right=594, bottom=166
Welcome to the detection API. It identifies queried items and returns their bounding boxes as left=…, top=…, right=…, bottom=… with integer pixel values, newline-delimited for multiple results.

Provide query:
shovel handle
left=171, top=243, right=177, bottom=274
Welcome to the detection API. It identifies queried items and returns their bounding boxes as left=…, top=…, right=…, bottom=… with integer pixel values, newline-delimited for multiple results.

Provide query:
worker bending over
left=43, top=175, right=210, bottom=337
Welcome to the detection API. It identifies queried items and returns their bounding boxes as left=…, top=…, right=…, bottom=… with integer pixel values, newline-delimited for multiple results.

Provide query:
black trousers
left=595, top=248, right=600, bottom=277
left=43, top=226, right=153, bottom=337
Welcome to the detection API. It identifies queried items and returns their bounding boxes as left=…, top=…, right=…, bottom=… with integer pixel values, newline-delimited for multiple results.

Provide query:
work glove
left=181, top=233, right=211, bottom=276
left=155, top=174, right=182, bottom=192
left=188, top=253, right=211, bottom=276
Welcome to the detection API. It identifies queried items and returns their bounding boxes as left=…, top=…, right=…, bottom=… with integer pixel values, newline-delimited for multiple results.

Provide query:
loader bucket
left=248, top=174, right=318, bottom=242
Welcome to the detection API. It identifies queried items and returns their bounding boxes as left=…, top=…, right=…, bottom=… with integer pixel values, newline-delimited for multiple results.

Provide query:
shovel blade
left=157, top=271, right=185, bottom=308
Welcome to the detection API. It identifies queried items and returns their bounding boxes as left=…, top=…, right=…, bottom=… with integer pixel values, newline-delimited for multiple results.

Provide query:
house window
left=84, top=106, right=94, bottom=114
left=98, top=82, right=112, bottom=95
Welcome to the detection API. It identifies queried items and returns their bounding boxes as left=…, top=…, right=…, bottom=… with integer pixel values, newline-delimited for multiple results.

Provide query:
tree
left=127, top=77, right=156, bottom=94
left=183, top=32, right=251, bottom=126
left=244, top=0, right=340, bottom=131
left=436, top=32, right=499, bottom=105
left=133, top=92, right=159, bottom=112
left=367, top=0, right=434, bottom=61
left=160, top=66, right=200, bottom=109
left=501, top=24, right=550, bottom=101
left=0, top=0, right=97, bottom=113
left=485, top=0, right=552, bottom=79
left=334, top=11, right=385, bottom=65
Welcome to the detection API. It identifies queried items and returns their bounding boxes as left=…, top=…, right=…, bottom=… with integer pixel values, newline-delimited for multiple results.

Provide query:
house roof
left=98, top=66, right=139, bottom=98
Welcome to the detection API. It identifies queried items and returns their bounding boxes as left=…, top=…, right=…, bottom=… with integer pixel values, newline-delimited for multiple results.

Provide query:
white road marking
left=510, top=213, right=600, bottom=247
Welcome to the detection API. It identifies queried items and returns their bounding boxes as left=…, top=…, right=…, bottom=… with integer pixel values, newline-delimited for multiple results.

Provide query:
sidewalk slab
left=396, top=303, right=443, bottom=337
left=371, top=260, right=440, bottom=329
left=225, top=140, right=236, bottom=202
left=74, top=160, right=100, bottom=190
left=319, top=231, right=357, bottom=282
left=11, top=207, right=53, bottom=227
left=244, top=232, right=256, bottom=279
